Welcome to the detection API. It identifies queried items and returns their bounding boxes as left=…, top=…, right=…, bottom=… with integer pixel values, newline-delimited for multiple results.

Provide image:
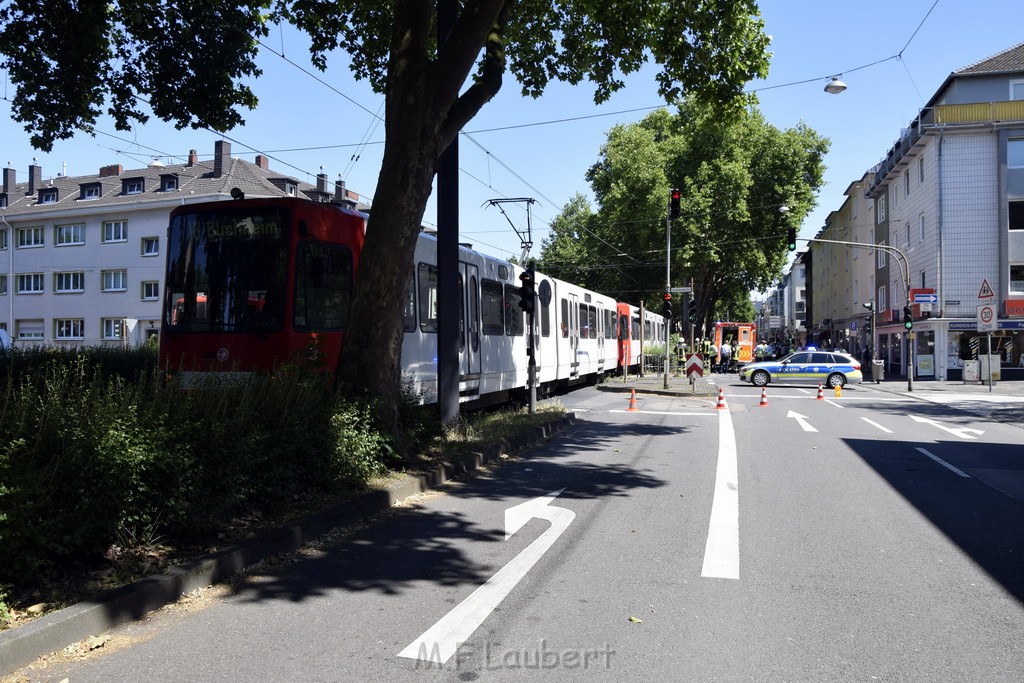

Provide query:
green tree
left=541, top=100, right=827, bottom=336
left=0, top=1, right=770, bottom=428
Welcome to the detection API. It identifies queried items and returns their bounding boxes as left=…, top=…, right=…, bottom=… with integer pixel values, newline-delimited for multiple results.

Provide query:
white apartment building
left=0, top=141, right=358, bottom=348
left=864, top=43, right=1024, bottom=380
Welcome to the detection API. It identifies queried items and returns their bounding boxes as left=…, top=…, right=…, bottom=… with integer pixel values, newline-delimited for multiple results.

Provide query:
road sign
left=670, top=287, right=692, bottom=293
left=913, top=293, right=939, bottom=303
left=977, top=304, right=997, bottom=332
left=685, top=353, right=703, bottom=378
left=978, top=278, right=994, bottom=299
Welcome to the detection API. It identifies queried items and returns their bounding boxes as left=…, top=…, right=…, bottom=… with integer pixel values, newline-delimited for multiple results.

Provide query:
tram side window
left=605, top=310, right=615, bottom=339
left=403, top=275, right=416, bottom=332
left=540, top=287, right=551, bottom=337
left=481, top=279, right=504, bottom=335
left=618, top=315, right=629, bottom=341
left=560, top=299, right=569, bottom=337
left=588, top=306, right=597, bottom=339
left=505, top=284, right=524, bottom=336
left=293, top=242, right=353, bottom=331
left=418, top=263, right=438, bottom=333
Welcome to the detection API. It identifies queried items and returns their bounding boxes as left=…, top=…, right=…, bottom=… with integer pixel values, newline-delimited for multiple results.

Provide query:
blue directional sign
left=913, top=293, right=939, bottom=303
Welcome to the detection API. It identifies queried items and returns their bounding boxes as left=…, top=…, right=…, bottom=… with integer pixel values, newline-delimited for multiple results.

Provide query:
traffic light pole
left=806, top=237, right=913, bottom=392
left=664, top=211, right=671, bottom=390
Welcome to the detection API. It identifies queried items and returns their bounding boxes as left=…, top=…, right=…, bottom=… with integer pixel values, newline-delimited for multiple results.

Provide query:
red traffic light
left=663, top=292, right=672, bottom=301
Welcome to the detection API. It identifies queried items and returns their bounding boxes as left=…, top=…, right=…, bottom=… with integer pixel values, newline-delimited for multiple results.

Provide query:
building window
left=904, top=170, right=910, bottom=197
left=101, top=318, right=124, bottom=340
left=39, top=188, right=58, bottom=204
left=141, top=237, right=159, bottom=256
left=1012, top=79, right=1024, bottom=101
left=142, top=281, right=160, bottom=300
left=160, top=175, right=178, bottom=191
left=16, top=319, right=44, bottom=340
left=55, top=223, right=86, bottom=246
left=1010, top=139, right=1024, bottom=168
left=80, top=184, right=101, bottom=200
left=891, top=183, right=898, bottom=208
left=16, top=273, right=44, bottom=293
left=919, top=156, right=925, bottom=183
left=1011, top=264, right=1024, bottom=294
left=54, top=319, right=85, bottom=340
left=920, top=271, right=926, bottom=289
left=103, top=221, right=127, bottom=242
left=0, top=228, right=6, bottom=250
left=101, top=269, right=128, bottom=292
left=877, top=241, right=886, bottom=268
left=122, top=178, right=144, bottom=194
left=16, top=226, right=44, bottom=248
left=286, top=183, right=297, bottom=196
left=54, top=271, right=85, bottom=293
left=919, top=214, right=926, bottom=241
left=876, top=195, right=886, bottom=223
left=0, top=275, right=7, bottom=296
left=877, top=285, right=887, bottom=312
left=1010, top=201, right=1024, bottom=230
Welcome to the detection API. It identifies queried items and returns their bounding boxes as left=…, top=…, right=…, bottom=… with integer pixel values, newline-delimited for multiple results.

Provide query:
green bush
left=0, top=349, right=399, bottom=588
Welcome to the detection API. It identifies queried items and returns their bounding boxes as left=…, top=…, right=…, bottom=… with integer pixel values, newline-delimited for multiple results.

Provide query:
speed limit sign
left=977, top=304, right=997, bottom=332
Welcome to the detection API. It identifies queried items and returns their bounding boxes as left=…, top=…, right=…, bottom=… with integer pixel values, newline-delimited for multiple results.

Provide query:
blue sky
left=2, top=0, right=1022, bottom=268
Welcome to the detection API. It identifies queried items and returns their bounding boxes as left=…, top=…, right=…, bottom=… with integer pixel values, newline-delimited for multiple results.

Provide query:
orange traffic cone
left=715, top=387, right=726, bottom=410
left=627, top=389, right=639, bottom=412
left=816, top=383, right=824, bottom=400
left=759, top=386, right=768, bottom=407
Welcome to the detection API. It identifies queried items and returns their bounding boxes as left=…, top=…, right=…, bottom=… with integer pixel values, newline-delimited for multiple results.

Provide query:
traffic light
left=903, top=305, right=913, bottom=330
left=517, top=268, right=536, bottom=316
left=862, top=301, right=873, bottom=311
left=670, top=188, right=681, bottom=219
left=786, top=226, right=797, bottom=251
left=662, top=292, right=672, bottom=321
left=864, top=319, right=872, bottom=334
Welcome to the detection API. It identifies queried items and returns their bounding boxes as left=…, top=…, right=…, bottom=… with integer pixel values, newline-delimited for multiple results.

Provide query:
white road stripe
left=701, top=406, right=739, bottom=580
left=916, top=447, right=971, bottom=478
left=824, top=398, right=844, bottom=408
left=861, top=417, right=893, bottom=433
left=610, top=410, right=715, bottom=416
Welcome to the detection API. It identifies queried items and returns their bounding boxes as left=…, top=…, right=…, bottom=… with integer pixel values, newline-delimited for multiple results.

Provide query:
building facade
left=0, top=141, right=360, bottom=348
left=866, top=43, right=1024, bottom=380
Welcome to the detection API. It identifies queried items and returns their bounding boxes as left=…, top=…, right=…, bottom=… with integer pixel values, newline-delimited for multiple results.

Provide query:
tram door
left=567, top=292, right=580, bottom=377
left=460, top=263, right=481, bottom=381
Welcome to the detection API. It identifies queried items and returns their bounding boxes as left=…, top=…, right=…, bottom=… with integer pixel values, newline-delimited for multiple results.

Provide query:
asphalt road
left=13, top=383, right=1023, bottom=681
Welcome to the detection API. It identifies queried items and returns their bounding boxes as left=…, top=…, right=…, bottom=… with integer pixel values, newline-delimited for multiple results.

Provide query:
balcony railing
left=871, top=100, right=1024, bottom=191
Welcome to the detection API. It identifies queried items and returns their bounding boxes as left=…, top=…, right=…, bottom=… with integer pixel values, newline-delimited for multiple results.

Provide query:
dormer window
left=160, top=174, right=178, bottom=191
left=38, top=188, right=58, bottom=204
left=122, top=178, right=144, bottom=195
left=80, top=183, right=101, bottom=200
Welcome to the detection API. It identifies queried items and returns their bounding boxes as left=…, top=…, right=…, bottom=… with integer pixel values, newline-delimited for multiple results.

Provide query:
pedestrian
left=719, top=340, right=732, bottom=374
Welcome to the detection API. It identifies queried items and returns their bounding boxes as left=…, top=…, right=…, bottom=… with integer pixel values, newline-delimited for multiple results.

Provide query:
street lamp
left=824, top=76, right=848, bottom=94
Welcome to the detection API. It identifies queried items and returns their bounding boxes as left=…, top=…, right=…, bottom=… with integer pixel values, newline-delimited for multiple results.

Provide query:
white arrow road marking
left=701, top=406, right=739, bottom=580
left=909, top=415, right=985, bottom=440
left=861, top=417, right=893, bottom=434
left=916, top=447, right=971, bottom=478
left=398, top=489, right=575, bottom=664
left=787, top=410, right=818, bottom=432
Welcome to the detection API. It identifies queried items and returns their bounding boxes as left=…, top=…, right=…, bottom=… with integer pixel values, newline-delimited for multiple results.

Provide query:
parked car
left=739, top=351, right=863, bottom=388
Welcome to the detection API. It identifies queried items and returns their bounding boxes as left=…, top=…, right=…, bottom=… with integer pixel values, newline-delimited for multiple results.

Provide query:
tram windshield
left=165, top=206, right=290, bottom=332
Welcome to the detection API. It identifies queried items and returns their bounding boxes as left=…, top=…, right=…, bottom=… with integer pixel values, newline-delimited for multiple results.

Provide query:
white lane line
left=824, top=398, right=844, bottom=408
left=701, top=405, right=739, bottom=580
left=861, top=417, right=893, bottom=433
left=916, top=447, right=971, bottom=478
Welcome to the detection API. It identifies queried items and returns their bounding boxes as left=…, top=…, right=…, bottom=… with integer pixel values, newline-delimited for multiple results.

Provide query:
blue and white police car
left=739, top=350, right=863, bottom=388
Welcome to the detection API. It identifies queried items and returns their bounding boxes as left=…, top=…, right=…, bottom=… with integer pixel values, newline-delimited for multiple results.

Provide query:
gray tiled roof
left=1, top=148, right=367, bottom=217
left=955, top=42, right=1024, bottom=75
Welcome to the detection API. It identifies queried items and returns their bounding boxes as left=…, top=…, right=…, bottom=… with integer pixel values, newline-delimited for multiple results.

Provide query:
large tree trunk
left=334, top=1, right=507, bottom=435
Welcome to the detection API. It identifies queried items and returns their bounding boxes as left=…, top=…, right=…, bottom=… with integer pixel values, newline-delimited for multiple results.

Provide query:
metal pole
left=664, top=213, right=671, bottom=390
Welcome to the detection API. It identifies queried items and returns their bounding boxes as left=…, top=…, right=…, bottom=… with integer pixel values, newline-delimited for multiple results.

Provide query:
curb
left=0, top=413, right=577, bottom=677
